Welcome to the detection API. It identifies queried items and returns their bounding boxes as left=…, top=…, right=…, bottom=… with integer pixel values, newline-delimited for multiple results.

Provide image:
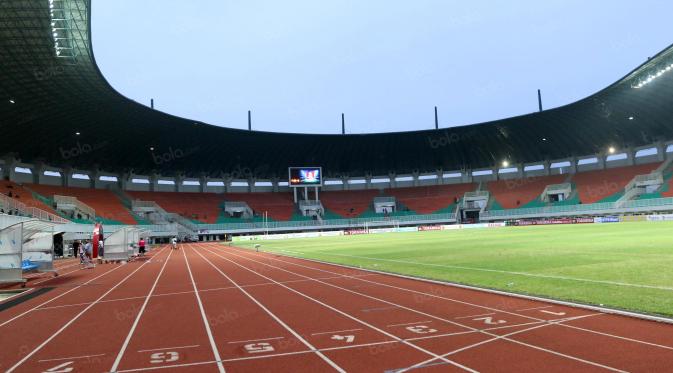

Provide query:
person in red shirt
left=139, top=238, right=146, bottom=256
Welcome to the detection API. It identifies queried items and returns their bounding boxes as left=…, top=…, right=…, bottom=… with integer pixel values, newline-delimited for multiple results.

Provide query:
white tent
left=0, top=219, right=60, bottom=285
left=103, top=227, right=148, bottom=261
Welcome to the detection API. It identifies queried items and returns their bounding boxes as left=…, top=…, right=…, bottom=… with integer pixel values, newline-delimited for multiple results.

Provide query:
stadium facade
left=2, top=0, right=673, bottom=239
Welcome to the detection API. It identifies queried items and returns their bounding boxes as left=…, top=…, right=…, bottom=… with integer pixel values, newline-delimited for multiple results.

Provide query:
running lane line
left=183, top=245, right=226, bottom=373
left=6, top=247, right=168, bottom=373
left=218, top=246, right=626, bottom=372
left=193, top=247, right=347, bottom=372
left=109, top=249, right=175, bottom=372
left=201, top=246, right=478, bottom=373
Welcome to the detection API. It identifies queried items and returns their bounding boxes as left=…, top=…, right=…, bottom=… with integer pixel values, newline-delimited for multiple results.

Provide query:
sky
left=92, top=1, right=673, bottom=134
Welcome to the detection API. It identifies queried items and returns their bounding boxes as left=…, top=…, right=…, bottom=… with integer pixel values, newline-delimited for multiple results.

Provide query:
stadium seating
left=225, top=192, right=297, bottom=221
left=0, top=180, right=60, bottom=215
left=28, top=184, right=138, bottom=224
left=128, top=191, right=225, bottom=224
left=572, top=163, right=661, bottom=204
left=386, top=183, right=476, bottom=213
left=320, top=189, right=380, bottom=218
left=486, top=175, right=566, bottom=209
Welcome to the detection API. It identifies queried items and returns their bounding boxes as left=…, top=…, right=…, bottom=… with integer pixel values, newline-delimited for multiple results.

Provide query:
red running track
left=1, top=242, right=672, bottom=372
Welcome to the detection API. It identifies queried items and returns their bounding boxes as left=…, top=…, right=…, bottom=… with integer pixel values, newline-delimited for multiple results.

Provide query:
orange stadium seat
left=572, top=163, right=661, bottom=204
left=320, top=189, right=380, bottom=218
left=28, top=184, right=137, bottom=224
left=386, top=183, right=476, bottom=214
left=0, top=180, right=60, bottom=215
left=226, top=192, right=296, bottom=221
left=487, top=175, right=566, bottom=209
left=128, top=191, right=225, bottom=224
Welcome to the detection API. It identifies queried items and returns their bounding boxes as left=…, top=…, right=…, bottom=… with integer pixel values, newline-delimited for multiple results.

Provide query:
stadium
left=1, top=1, right=673, bottom=372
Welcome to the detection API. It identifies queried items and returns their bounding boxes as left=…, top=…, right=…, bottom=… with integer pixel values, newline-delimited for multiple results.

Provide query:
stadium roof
left=2, top=0, right=673, bottom=180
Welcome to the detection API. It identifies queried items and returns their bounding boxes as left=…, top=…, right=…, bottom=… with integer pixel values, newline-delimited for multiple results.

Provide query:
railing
left=54, top=195, right=96, bottom=218
left=0, top=193, right=69, bottom=224
left=194, top=212, right=457, bottom=232
left=481, top=197, right=673, bottom=219
left=373, top=196, right=396, bottom=203
left=464, top=191, right=489, bottom=198
left=625, top=172, right=663, bottom=191
left=545, top=183, right=571, bottom=192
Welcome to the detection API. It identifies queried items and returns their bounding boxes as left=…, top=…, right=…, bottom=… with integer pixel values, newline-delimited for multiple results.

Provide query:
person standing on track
left=171, top=236, right=178, bottom=250
left=139, top=237, right=146, bottom=256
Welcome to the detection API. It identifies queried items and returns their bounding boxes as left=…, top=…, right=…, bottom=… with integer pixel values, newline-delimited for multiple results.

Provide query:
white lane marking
left=202, top=246, right=477, bottom=373
left=387, top=320, right=433, bottom=328
left=192, top=246, right=346, bottom=373
left=396, top=313, right=626, bottom=373
left=227, top=337, right=285, bottom=344
left=238, top=246, right=673, bottom=357
left=43, top=361, right=74, bottom=372
left=38, top=353, right=106, bottom=362
left=182, top=245, right=226, bottom=373
left=541, top=310, right=566, bottom=316
left=311, top=328, right=362, bottom=336
left=137, top=345, right=200, bottom=353
left=6, top=247, right=169, bottom=373
left=0, top=265, right=122, bottom=328
left=109, top=249, right=174, bottom=372
left=221, top=245, right=631, bottom=372
left=516, top=305, right=554, bottom=312
left=110, top=319, right=562, bottom=372
left=33, top=275, right=366, bottom=312
left=455, top=312, right=495, bottom=319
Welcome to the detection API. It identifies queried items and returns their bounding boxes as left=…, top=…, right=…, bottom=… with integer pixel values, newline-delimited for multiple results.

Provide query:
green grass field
left=235, top=221, right=673, bottom=318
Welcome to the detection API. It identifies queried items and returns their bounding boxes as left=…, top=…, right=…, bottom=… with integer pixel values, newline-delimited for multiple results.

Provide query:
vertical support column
left=149, top=173, right=159, bottom=192
left=517, top=163, right=524, bottom=179
left=412, top=171, right=420, bottom=187
left=33, top=161, right=45, bottom=185
left=436, top=169, right=444, bottom=185
left=543, top=160, right=551, bottom=176
left=365, top=173, right=372, bottom=190
left=271, top=177, right=280, bottom=192
left=119, top=172, right=129, bottom=190
left=315, top=186, right=319, bottom=201
left=248, top=177, right=255, bottom=193
left=654, top=141, right=666, bottom=162
left=568, top=157, right=578, bottom=174
left=625, top=146, right=636, bottom=166
left=89, top=167, right=99, bottom=189
left=293, top=187, right=297, bottom=203
left=341, top=175, right=349, bottom=190
left=597, top=153, right=607, bottom=170
left=388, top=172, right=396, bottom=189
left=199, top=174, right=208, bottom=193
left=62, top=166, right=72, bottom=187
left=175, top=174, right=184, bottom=192
left=461, top=169, right=473, bottom=184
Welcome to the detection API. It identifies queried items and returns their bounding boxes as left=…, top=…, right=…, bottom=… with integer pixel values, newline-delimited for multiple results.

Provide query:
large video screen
left=288, top=167, right=322, bottom=187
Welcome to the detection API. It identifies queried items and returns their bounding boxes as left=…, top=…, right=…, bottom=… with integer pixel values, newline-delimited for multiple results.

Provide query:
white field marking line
left=222, top=246, right=637, bottom=372
left=240, top=247, right=673, bottom=350
left=311, top=328, right=362, bottom=336
left=396, top=313, right=627, bottom=373
left=113, top=320, right=560, bottom=373
left=0, top=259, right=124, bottom=328
left=281, top=250, right=673, bottom=291
left=192, top=247, right=347, bottom=373
left=181, top=245, right=226, bottom=373
left=38, top=353, right=106, bottom=362
left=6, top=247, right=169, bottom=373
left=109, top=248, right=175, bottom=373
left=227, top=336, right=285, bottom=344
left=202, top=246, right=478, bottom=373
left=516, top=305, right=554, bottom=312
left=387, top=320, right=433, bottom=328
left=455, top=313, right=495, bottom=320
left=137, top=345, right=200, bottom=353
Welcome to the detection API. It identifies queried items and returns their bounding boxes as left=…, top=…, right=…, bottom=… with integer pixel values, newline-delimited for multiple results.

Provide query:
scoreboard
left=288, top=167, right=322, bottom=187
